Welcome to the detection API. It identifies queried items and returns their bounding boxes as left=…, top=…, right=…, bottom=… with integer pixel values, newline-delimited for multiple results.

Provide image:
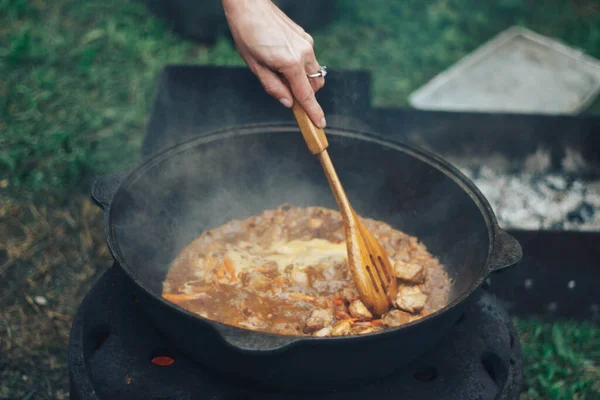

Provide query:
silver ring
left=307, top=66, right=327, bottom=79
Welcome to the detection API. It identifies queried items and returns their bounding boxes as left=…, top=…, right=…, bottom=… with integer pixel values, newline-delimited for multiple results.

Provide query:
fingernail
left=279, top=98, right=292, bottom=108
left=320, top=117, right=327, bottom=128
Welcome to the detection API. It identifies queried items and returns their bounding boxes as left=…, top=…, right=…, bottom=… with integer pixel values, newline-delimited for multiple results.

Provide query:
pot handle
left=488, top=228, right=523, bottom=272
left=91, top=171, right=128, bottom=210
left=213, top=324, right=299, bottom=352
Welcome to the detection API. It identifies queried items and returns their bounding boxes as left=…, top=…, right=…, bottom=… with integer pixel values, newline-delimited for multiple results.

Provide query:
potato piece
left=313, top=326, right=332, bottom=337
left=393, top=261, right=425, bottom=284
left=348, top=300, right=373, bottom=321
left=290, top=269, right=309, bottom=286
left=396, top=286, right=427, bottom=314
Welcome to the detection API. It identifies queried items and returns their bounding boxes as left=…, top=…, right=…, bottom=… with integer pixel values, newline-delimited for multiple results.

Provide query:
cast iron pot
left=91, top=123, right=522, bottom=392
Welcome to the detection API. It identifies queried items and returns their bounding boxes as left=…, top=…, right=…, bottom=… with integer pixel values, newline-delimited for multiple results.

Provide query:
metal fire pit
left=68, top=264, right=522, bottom=400
left=70, top=65, right=600, bottom=399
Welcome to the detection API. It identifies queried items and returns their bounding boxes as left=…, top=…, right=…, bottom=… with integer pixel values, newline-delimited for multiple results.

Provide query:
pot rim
left=102, top=122, right=516, bottom=352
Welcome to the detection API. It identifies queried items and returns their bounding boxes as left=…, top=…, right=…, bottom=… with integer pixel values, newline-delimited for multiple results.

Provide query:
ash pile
left=448, top=148, right=600, bottom=231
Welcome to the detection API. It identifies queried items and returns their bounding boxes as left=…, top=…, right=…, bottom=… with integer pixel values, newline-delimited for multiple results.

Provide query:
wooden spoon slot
left=370, top=254, right=387, bottom=289
left=377, top=255, right=391, bottom=283
left=365, top=265, right=381, bottom=293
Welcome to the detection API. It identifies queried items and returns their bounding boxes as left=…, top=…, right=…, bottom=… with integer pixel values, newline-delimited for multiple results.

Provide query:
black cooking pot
left=91, top=123, right=522, bottom=391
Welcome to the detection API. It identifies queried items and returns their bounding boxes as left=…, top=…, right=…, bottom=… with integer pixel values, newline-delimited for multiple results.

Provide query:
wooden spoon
left=289, top=101, right=398, bottom=317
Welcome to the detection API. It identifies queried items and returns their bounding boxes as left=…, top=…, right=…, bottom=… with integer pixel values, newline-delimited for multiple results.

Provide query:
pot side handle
left=488, top=228, right=523, bottom=272
left=91, top=171, right=128, bottom=210
left=213, top=324, right=300, bottom=352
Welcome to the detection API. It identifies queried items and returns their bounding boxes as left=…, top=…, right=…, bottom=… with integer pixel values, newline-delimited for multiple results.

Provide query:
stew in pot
left=162, top=205, right=451, bottom=337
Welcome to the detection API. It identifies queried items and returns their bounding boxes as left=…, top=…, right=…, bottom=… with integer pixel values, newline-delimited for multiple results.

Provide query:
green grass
left=324, top=0, right=600, bottom=108
left=2, top=0, right=600, bottom=199
left=1, top=0, right=600, bottom=398
left=0, top=0, right=239, bottom=198
left=515, top=319, right=600, bottom=399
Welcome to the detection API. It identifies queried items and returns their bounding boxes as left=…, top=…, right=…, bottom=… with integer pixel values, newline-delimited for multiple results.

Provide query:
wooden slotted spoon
left=290, top=101, right=398, bottom=317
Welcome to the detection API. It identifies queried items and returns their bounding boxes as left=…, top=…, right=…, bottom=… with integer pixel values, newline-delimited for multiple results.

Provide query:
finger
left=300, top=41, right=325, bottom=93
left=253, top=63, right=294, bottom=108
left=282, top=65, right=326, bottom=128
left=305, top=57, right=325, bottom=93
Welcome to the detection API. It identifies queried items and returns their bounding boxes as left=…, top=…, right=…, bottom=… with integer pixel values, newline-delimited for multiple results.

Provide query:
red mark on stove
left=151, top=356, right=175, bottom=366
left=414, top=366, right=438, bottom=382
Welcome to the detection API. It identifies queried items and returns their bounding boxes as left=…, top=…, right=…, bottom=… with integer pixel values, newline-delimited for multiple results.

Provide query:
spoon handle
left=317, top=150, right=354, bottom=222
left=279, top=75, right=329, bottom=155
left=291, top=101, right=328, bottom=155
left=288, top=98, right=353, bottom=222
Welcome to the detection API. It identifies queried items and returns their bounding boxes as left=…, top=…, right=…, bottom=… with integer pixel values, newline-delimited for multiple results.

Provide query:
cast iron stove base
left=69, top=265, right=523, bottom=400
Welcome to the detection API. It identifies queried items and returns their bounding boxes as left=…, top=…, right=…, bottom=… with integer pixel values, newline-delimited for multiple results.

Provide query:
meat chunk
left=382, top=309, right=413, bottom=327
left=351, top=322, right=383, bottom=335
left=396, top=286, right=427, bottom=314
left=409, top=314, right=423, bottom=323
left=244, top=272, right=272, bottom=291
left=238, top=316, right=268, bottom=330
left=393, top=260, right=425, bottom=284
left=257, top=261, right=279, bottom=278
left=341, top=287, right=359, bottom=302
left=348, top=299, right=373, bottom=321
left=272, top=322, right=300, bottom=335
left=331, top=320, right=352, bottom=336
left=308, top=217, right=324, bottom=229
left=258, top=224, right=283, bottom=248
left=304, top=308, right=334, bottom=333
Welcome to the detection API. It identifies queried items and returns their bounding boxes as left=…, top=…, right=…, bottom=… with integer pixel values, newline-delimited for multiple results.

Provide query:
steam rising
left=116, top=131, right=336, bottom=292
left=113, top=129, right=491, bottom=301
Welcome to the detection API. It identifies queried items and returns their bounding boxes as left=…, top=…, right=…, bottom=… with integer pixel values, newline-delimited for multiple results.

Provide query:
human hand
left=222, top=0, right=326, bottom=128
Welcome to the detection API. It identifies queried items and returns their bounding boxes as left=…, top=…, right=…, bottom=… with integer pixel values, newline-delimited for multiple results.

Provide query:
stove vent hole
left=90, top=325, right=111, bottom=351
left=413, top=366, right=438, bottom=382
left=151, top=350, right=175, bottom=367
left=481, top=352, right=508, bottom=389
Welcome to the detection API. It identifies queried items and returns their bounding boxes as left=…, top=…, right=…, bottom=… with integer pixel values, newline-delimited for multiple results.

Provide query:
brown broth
left=162, top=205, right=451, bottom=336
